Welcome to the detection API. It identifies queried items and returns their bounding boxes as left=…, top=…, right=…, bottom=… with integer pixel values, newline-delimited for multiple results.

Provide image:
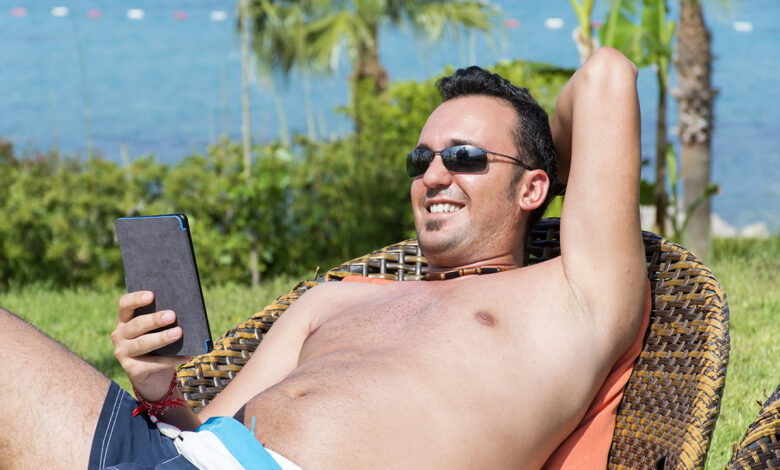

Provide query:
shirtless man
left=0, top=47, right=645, bottom=470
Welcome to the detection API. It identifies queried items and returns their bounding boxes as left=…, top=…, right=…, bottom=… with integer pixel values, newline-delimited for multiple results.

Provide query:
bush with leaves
left=160, top=139, right=295, bottom=285
left=0, top=148, right=168, bottom=290
left=0, top=59, right=571, bottom=290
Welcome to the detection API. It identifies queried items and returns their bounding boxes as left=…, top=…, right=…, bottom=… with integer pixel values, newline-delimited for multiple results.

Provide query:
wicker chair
left=177, top=218, right=730, bottom=469
left=725, top=383, right=780, bottom=469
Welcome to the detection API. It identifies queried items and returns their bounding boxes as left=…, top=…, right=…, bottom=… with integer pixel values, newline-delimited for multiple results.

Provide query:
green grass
left=704, top=236, right=779, bottom=469
left=0, top=237, right=777, bottom=468
left=0, top=277, right=298, bottom=392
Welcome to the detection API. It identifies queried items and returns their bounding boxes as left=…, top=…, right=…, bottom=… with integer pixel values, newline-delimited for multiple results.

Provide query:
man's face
left=411, top=95, right=524, bottom=268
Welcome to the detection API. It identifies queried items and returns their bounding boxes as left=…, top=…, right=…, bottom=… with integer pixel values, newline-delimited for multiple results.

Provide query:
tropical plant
left=673, top=0, right=717, bottom=258
left=238, top=0, right=261, bottom=285
left=0, top=59, right=571, bottom=290
left=245, top=0, right=498, bottom=95
left=569, top=0, right=599, bottom=63
left=243, top=0, right=308, bottom=144
left=663, top=142, right=718, bottom=243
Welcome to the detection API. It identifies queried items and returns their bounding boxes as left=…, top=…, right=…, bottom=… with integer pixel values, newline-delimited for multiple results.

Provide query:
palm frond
left=408, top=1, right=498, bottom=44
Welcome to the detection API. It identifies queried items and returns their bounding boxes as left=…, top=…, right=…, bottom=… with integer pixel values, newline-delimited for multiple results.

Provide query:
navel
left=474, top=311, right=496, bottom=327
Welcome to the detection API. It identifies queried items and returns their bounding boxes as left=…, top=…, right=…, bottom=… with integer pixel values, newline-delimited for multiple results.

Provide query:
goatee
left=425, top=220, right=443, bottom=231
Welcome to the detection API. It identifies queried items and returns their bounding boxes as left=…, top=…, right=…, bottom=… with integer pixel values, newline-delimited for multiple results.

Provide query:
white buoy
left=733, top=21, right=753, bottom=32
left=210, top=10, right=228, bottom=22
left=51, top=6, right=69, bottom=17
left=127, top=9, right=145, bottom=20
left=545, top=18, right=564, bottom=30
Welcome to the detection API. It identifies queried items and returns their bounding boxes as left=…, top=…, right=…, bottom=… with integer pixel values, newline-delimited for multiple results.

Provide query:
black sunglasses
left=406, top=144, right=532, bottom=178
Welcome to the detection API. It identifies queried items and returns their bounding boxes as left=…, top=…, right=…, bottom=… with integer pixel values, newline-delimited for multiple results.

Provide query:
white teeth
left=429, top=203, right=462, bottom=214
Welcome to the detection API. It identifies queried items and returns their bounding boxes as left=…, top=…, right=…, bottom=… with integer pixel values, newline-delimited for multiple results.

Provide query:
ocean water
left=1, top=0, right=778, bottom=232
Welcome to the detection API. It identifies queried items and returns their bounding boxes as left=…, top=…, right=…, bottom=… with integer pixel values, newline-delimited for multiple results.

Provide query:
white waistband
left=266, top=448, right=303, bottom=470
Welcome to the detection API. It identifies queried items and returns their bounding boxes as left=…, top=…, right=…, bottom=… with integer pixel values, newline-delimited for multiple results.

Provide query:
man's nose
left=422, top=155, right=453, bottom=188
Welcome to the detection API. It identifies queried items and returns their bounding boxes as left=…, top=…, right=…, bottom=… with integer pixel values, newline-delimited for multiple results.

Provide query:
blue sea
left=1, top=0, right=778, bottom=232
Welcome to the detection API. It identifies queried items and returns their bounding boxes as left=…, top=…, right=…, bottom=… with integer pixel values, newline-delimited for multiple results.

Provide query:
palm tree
left=246, top=0, right=496, bottom=143
left=247, top=0, right=497, bottom=95
left=672, top=0, right=717, bottom=258
left=245, top=1, right=308, bottom=144
left=570, top=0, right=598, bottom=63
left=238, top=0, right=262, bottom=286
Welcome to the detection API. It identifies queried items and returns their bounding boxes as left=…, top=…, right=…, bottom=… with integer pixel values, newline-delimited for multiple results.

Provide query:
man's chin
left=416, top=232, right=465, bottom=265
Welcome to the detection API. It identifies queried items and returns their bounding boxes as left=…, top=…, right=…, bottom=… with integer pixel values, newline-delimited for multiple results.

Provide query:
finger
left=118, top=291, right=154, bottom=323
left=126, top=326, right=183, bottom=357
left=121, top=310, right=177, bottom=340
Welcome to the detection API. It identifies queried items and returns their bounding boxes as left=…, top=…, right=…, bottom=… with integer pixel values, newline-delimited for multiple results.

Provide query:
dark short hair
left=436, top=66, right=559, bottom=232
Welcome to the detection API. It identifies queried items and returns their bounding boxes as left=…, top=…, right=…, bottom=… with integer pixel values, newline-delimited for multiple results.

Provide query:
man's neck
left=425, top=251, right=525, bottom=277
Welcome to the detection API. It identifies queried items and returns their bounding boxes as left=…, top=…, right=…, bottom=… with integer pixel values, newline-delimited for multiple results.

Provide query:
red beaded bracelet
left=132, top=371, right=188, bottom=418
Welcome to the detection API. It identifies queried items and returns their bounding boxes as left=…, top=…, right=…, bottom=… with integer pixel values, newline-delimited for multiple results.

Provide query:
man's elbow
left=581, top=47, right=638, bottom=90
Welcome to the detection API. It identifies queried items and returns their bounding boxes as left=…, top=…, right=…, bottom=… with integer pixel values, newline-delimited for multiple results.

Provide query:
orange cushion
left=341, top=275, right=398, bottom=286
left=541, top=280, right=651, bottom=469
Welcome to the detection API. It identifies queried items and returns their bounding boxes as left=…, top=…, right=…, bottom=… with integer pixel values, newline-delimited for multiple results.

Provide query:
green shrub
left=0, top=59, right=571, bottom=289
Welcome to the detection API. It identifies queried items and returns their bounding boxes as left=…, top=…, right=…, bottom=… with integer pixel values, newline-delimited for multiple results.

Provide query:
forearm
left=156, top=388, right=203, bottom=431
left=554, top=47, right=644, bottom=312
left=551, top=47, right=638, bottom=185
left=551, top=85, right=574, bottom=186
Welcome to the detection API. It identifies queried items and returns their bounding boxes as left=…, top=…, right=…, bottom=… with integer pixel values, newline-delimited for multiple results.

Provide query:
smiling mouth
left=428, top=203, right=463, bottom=214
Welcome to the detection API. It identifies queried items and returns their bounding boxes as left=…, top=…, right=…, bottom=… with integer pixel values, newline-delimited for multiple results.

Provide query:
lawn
left=0, top=236, right=777, bottom=469
left=701, top=236, right=780, bottom=469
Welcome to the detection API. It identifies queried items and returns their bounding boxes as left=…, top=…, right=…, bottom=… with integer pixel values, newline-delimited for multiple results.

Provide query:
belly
left=244, top=309, right=533, bottom=469
left=245, top=348, right=519, bottom=470
left=242, top=278, right=579, bottom=470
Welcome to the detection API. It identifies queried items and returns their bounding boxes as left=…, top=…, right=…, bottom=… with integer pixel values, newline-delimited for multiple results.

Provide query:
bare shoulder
left=287, top=279, right=393, bottom=326
left=300, top=279, right=390, bottom=301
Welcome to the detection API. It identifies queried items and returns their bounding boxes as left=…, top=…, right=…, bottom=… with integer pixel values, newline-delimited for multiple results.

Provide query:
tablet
left=115, top=214, right=213, bottom=356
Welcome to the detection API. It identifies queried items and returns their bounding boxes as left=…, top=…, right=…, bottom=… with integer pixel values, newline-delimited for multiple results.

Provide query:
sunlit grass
left=0, top=277, right=298, bottom=392
left=704, top=236, right=779, bottom=470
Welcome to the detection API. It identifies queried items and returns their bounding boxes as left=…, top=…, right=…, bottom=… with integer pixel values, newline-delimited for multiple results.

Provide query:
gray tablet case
left=115, top=214, right=213, bottom=356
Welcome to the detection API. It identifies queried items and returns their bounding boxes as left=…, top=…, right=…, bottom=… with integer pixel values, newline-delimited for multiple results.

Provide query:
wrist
left=132, top=370, right=187, bottom=419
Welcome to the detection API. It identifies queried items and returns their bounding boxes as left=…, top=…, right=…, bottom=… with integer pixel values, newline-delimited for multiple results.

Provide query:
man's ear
left=517, top=169, right=550, bottom=211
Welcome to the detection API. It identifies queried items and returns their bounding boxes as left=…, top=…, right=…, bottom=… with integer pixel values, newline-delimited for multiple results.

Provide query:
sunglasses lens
left=406, top=146, right=489, bottom=177
left=441, top=146, right=487, bottom=173
left=406, top=149, right=433, bottom=177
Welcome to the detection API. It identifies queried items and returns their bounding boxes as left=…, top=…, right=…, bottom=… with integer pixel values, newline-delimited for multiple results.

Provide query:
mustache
left=422, top=187, right=468, bottom=205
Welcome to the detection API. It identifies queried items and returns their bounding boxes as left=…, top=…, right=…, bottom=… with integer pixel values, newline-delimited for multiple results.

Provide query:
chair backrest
left=178, top=218, right=730, bottom=469
left=725, top=382, right=780, bottom=469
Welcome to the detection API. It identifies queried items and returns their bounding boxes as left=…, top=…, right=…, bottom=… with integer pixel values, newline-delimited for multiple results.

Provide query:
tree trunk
left=572, top=26, right=598, bottom=64
left=673, top=0, right=716, bottom=259
left=240, top=0, right=252, bottom=183
left=680, top=142, right=711, bottom=251
left=240, top=0, right=260, bottom=286
left=654, top=73, right=668, bottom=235
left=350, top=24, right=388, bottom=146
left=353, top=27, right=389, bottom=94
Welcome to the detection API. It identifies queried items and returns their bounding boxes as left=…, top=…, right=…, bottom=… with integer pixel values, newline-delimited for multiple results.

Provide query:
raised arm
left=551, top=48, right=646, bottom=341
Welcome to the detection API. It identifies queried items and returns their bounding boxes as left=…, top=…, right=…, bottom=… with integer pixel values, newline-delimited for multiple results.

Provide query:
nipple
left=474, top=311, right=496, bottom=327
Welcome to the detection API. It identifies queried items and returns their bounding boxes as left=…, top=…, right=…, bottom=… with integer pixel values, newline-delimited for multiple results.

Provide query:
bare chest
left=297, top=280, right=513, bottom=364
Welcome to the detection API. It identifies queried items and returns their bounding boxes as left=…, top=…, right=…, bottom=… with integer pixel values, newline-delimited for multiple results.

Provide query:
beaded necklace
left=423, top=266, right=514, bottom=281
